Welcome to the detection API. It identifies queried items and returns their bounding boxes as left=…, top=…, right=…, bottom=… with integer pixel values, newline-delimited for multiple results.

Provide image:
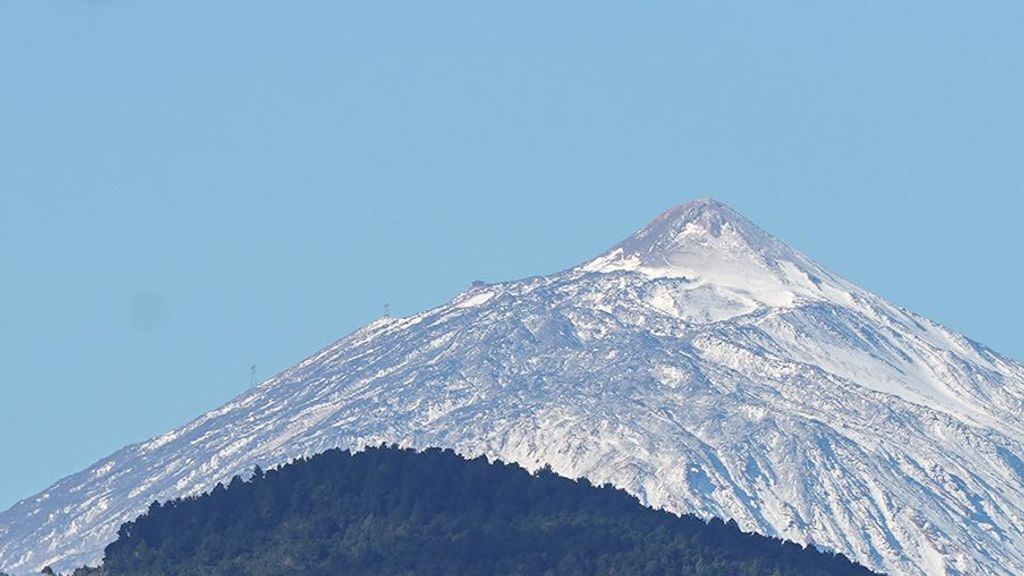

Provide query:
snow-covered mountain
left=3, top=199, right=1024, bottom=575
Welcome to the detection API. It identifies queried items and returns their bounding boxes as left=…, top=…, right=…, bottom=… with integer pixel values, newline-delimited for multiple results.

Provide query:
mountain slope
left=3, top=199, right=1023, bottom=575
left=98, top=446, right=878, bottom=576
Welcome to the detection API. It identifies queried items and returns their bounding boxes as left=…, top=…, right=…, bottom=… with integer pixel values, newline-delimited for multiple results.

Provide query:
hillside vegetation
left=88, top=446, right=878, bottom=576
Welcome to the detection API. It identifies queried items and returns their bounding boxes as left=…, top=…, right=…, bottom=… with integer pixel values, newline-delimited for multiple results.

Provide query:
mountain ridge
left=3, top=199, right=1023, bottom=576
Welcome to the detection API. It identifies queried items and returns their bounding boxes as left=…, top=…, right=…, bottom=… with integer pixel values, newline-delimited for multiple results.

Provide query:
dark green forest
left=68, top=446, right=878, bottom=576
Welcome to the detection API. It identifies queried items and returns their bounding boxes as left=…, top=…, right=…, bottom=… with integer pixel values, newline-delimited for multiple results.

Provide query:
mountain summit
left=593, top=198, right=795, bottom=267
left=3, top=200, right=1024, bottom=576
left=582, top=199, right=848, bottom=311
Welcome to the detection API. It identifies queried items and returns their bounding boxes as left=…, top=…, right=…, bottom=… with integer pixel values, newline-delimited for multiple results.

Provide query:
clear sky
left=1, top=2, right=1022, bottom=511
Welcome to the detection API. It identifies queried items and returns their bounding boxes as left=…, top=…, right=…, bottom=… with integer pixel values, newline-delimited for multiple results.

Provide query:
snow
left=453, top=290, right=495, bottom=308
left=3, top=198, right=1024, bottom=576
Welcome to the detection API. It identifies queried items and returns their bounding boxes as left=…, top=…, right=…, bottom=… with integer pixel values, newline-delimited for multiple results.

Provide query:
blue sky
left=1, top=2, right=1022, bottom=510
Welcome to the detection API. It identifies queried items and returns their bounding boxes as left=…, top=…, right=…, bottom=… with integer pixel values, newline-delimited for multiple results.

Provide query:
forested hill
left=91, top=446, right=879, bottom=576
